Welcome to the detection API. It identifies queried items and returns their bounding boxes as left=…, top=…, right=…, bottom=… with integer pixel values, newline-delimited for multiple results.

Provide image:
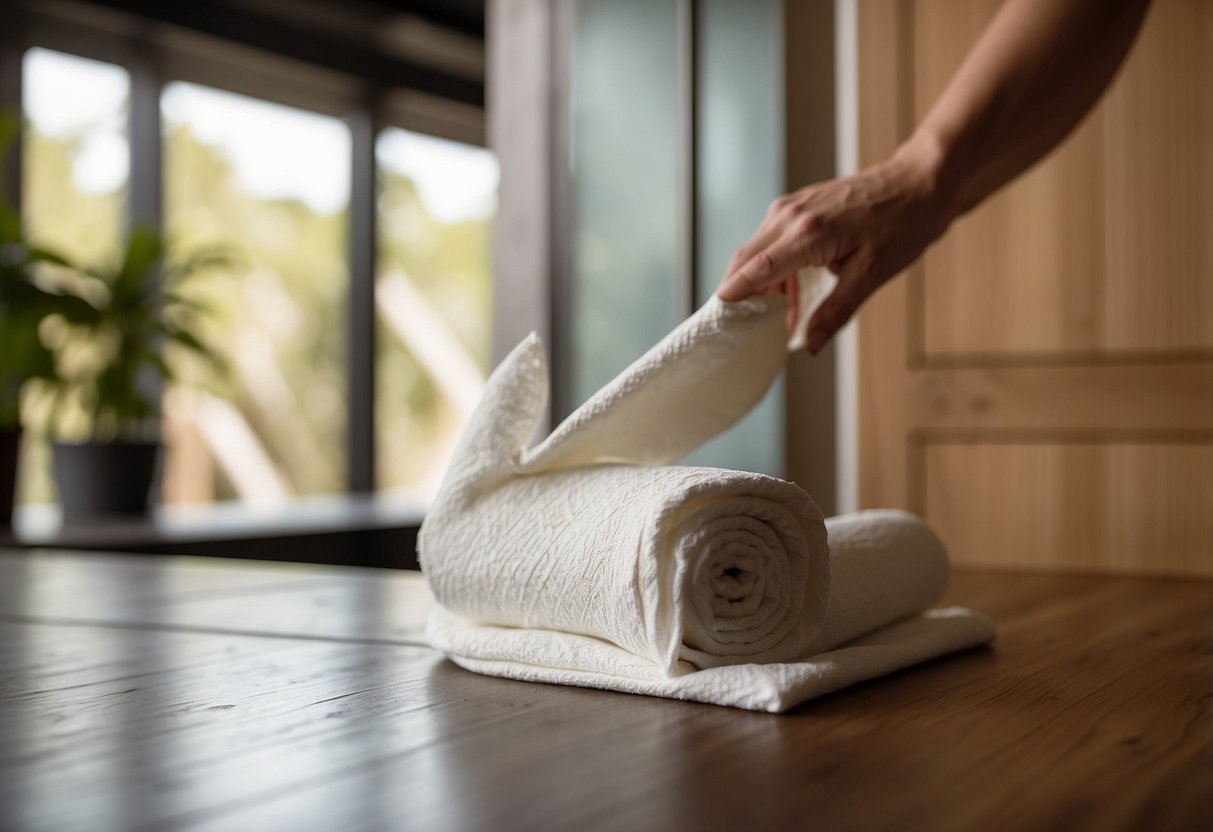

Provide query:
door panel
left=925, top=442, right=1213, bottom=575
left=912, top=0, right=1213, bottom=360
left=1102, top=0, right=1213, bottom=352
left=858, top=0, right=1213, bottom=576
left=915, top=0, right=1107, bottom=357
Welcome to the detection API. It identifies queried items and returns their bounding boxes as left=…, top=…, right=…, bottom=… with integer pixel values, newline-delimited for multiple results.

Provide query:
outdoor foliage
left=53, top=225, right=232, bottom=439
left=0, top=112, right=97, bottom=427
left=20, top=114, right=491, bottom=501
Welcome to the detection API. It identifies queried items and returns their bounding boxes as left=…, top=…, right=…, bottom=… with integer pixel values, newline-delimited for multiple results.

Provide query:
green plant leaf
left=166, top=326, right=214, bottom=358
left=114, top=225, right=163, bottom=294
left=27, top=220, right=234, bottom=436
left=161, top=290, right=213, bottom=315
left=142, top=348, right=174, bottom=382
left=163, top=246, right=239, bottom=285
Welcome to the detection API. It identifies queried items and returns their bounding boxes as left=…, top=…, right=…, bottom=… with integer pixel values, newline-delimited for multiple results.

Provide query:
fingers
left=717, top=232, right=813, bottom=302
left=804, top=253, right=877, bottom=354
left=722, top=223, right=782, bottom=286
left=784, top=273, right=799, bottom=334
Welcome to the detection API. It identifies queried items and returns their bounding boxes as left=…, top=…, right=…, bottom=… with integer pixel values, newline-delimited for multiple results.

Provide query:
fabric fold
left=418, top=294, right=996, bottom=712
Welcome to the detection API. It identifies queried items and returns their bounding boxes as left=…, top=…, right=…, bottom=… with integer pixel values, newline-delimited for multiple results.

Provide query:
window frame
left=2, top=1, right=488, bottom=499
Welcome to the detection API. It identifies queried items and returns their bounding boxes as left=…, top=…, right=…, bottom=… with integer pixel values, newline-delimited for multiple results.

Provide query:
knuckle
left=753, top=251, right=776, bottom=277
left=795, top=212, right=822, bottom=239
left=857, top=255, right=882, bottom=288
left=796, top=232, right=816, bottom=262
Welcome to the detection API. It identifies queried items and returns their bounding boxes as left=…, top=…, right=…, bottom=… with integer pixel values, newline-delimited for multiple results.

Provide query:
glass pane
left=161, top=83, right=350, bottom=504
left=18, top=48, right=130, bottom=505
left=566, top=0, right=682, bottom=415
left=685, top=0, right=784, bottom=476
left=375, top=128, right=496, bottom=501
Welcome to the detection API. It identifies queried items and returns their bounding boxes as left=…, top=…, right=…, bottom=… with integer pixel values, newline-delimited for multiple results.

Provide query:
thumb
left=804, top=254, right=876, bottom=354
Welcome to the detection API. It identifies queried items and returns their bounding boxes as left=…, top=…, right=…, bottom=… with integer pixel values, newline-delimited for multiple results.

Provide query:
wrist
left=891, top=128, right=964, bottom=236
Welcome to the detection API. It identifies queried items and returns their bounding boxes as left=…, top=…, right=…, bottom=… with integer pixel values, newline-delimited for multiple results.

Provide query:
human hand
left=716, top=144, right=950, bottom=354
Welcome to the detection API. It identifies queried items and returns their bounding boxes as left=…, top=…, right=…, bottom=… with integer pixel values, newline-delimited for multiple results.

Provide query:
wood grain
left=857, top=0, right=914, bottom=510
left=911, top=0, right=1212, bottom=359
left=857, top=0, right=1212, bottom=575
left=1102, top=0, right=1213, bottom=352
left=908, top=361, right=1213, bottom=431
left=915, top=0, right=1107, bottom=357
left=1, top=550, right=1211, bottom=832
left=924, top=442, right=1213, bottom=575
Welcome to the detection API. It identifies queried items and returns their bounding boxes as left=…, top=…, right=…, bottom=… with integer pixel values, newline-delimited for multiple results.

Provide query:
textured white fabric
left=419, top=294, right=996, bottom=712
left=788, top=267, right=838, bottom=351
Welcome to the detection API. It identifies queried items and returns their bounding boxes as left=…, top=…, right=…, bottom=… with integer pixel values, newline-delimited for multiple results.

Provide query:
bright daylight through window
left=19, top=47, right=129, bottom=505
left=162, top=82, right=351, bottom=505
left=16, top=50, right=496, bottom=511
left=376, top=128, right=496, bottom=501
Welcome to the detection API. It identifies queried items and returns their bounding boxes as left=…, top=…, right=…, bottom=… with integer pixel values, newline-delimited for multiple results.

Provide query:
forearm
left=904, top=0, right=1152, bottom=224
left=716, top=0, right=1152, bottom=348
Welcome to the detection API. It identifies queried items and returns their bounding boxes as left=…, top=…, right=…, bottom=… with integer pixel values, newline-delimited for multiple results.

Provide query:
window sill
left=0, top=494, right=425, bottom=570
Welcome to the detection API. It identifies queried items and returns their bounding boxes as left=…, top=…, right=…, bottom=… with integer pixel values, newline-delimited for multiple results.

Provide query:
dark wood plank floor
left=1, top=549, right=1210, bottom=832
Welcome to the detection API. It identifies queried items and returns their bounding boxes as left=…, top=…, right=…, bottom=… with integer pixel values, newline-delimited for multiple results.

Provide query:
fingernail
left=807, top=328, right=828, bottom=354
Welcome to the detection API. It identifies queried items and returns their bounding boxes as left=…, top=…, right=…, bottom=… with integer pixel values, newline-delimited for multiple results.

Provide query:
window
left=18, top=47, right=130, bottom=505
left=375, top=128, right=496, bottom=499
left=9, top=15, right=493, bottom=518
left=161, top=83, right=351, bottom=505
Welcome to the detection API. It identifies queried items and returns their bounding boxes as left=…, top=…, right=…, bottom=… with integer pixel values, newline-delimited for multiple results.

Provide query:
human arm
left=716, top=0, right=1153, bottom=353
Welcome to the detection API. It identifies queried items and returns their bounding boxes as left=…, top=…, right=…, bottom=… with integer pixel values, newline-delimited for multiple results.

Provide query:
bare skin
left=716, top=0, right=1153, bottom=354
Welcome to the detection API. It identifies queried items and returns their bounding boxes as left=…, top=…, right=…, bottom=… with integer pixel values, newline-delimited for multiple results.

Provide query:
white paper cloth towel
left=419, top=291, right=995, bottom=712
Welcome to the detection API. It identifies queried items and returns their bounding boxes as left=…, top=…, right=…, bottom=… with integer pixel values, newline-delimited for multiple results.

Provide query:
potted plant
left=50, top=226, right=229, bottom=518
left=0, top=113, right=96, bottom=527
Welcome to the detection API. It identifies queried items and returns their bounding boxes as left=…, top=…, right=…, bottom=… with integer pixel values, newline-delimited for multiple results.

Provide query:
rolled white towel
left=426, top=461, right=829, bottom=676
left=419, top=293, right=996, bottom=710
left=807, top=509, right=953, bottom=654
left=422, top=297, right=831, bottom=675
left=427, top=508, right=991, bottom=712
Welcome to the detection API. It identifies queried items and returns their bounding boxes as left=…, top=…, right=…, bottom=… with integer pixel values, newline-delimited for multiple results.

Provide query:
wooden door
left=857, top=0, right=1213, bottom=576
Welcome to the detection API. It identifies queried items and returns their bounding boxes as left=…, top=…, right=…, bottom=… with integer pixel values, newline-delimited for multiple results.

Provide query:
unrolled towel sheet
left=419, top=292, right=995, bottom=712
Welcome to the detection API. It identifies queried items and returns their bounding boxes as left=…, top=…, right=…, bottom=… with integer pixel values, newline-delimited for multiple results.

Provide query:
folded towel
left=419, top=293, right=996, bottom=712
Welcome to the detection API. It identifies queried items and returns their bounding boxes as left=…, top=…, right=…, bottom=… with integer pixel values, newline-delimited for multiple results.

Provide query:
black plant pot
left=53, top=440, right=163, bottom=519
left=0, top=427, right=20, bottom=527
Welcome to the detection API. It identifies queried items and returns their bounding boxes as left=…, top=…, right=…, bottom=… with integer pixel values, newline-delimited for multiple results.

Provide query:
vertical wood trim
left=834, top=0, right=860, bottom=515
left=783, top=0, right=838, bottom=513
left=347, top=98, right=378, bottom=492
left=856, top=0, right=914, bottom=509
left=899, top=0, right=929, bottom=370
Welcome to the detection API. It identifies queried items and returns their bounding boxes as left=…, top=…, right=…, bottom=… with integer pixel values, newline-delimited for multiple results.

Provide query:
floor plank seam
left=0, top=614, right=434, bottom=650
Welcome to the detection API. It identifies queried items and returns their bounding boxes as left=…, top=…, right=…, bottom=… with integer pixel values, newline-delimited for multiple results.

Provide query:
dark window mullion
left=677, top=0, right=698, bottom=318
left=0, top=6, right=24, bottom=211
left=128, top=40, right=162, bottom=231
left=548, top=0, right=573, bottom=423
left=128, top=39, right=164, bottom=438
left=347, top=96, right=377, bottom=494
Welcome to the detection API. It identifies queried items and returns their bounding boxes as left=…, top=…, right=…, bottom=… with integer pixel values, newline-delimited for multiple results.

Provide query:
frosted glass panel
left=563, top=0, right=784, bottom=477
left=566, top=0, right=682, bottom=415
left=686, top=0, right=784, bottom=476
